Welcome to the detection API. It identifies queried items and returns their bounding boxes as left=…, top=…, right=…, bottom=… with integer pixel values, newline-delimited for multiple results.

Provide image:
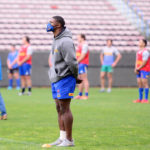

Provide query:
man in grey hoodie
left=42, top=16, right=81, bottom=148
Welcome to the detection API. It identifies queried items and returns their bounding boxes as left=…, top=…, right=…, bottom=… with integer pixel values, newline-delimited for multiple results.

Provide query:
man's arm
left=18, top=55, right=31, bottom=66
left=136, top=61, right=147, bottom=71
left=48, top=52, right=52, bottom=67
left=100, top=53, right=104, bottom=65
left=61, top=40, right=78, bottom=79
left=112, top=53, right=122, bottom=67
left=134, top=55, right=139, bottom=74
left=7, top=59, right=11, bottom=69
left=10, top=56, right=18, bottom=68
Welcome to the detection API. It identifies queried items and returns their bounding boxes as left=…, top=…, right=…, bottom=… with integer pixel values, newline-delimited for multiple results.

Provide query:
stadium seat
left=0, top=0, right=148, bottom=52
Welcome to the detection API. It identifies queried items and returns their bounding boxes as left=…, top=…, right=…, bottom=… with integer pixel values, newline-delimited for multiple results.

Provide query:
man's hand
left=8, top=64, right=12, bottom=69
left=76, top=77, right=82, bottom=84
left=134, top=68, right=139, bottom=74
left=112, top=62, right=117, bottom=67
left=18, top=61, right=22, bottom=66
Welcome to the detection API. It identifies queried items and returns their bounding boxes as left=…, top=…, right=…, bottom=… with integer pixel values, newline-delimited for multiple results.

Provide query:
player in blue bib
left=7, top=45, right=20, bottom=90
left=0, top=58, right=7, bottom=120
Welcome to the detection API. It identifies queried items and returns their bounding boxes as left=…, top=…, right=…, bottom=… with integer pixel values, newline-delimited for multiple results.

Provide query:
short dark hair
left=11, top=44, right=15, bottom=48
left=80, top=34, right=86, bottom=40
left=24, top=36, right=30, bottom=43
left=53, top=16, right=65, bottom=27
left=142, top=39, right=147, bottom=47
left=107, top=39, right=113, bottom=43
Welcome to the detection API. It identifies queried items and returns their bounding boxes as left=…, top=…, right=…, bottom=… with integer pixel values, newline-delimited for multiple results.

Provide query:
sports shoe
left=99, top=88, right=105, bottom=92
left=42, top=138, right=63, bottom=147
left=73, top=95, right=81, bottom=99
left=18, top=92, right=25, bottom=96
left=80, top=96, right=88, bottom=100
left=27, top=92, right=31, bottom=96
left=57, top=139, right=74, bottom=147
left=0, top=114, right=7, bottom=120
left=107, top=88, right=111, bottom=93
left=133, top=99, right=141, bottom=103
left=141, top=99, right=149, bottom=104
left=7, top=86, right=12, bottom=90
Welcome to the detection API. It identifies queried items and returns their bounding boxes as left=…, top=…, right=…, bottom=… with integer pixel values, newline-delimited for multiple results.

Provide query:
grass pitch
left=0, top=88, right=150, bottom=150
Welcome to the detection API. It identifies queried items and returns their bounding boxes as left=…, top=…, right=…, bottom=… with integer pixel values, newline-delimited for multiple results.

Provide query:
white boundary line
left=0, top=137, right=40, bottom=146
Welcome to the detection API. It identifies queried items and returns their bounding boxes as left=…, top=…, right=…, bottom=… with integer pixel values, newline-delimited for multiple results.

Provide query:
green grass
left=0, top=88, right=150, bottom=150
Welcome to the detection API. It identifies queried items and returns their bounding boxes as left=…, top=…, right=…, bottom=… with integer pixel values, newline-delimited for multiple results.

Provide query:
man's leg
left=26, top=75, right=32, bottom=94
left=55, top=99, right=66, bottom=139
left=78, top=74, right=84, bottom=95
left=74, top=74, right=84, bottom=99
left=59, top=99, right=73, bottom=141
left=46, top=99, right=66, bottom=146
left=107, top=72, right=112, bottom=92
left=78, top=74, right=84, bottom=96
left=43, top=99, right=73, bottom=147
left=79, top=73, right=89, bottom=99
left=8, top=73, right=13, bottom=89
left=133, top=78, right=143, bottom=103
left=100, top=72, right=106, bottom=92
left=20, top=76, right=26, bottom=94
left=83, top=73, right=89, bottom=94
left=0, top=93, right=7, bottom=120
left=141, top=78, right=149, bottom=103
left=14, top=72, right=20, bottom=89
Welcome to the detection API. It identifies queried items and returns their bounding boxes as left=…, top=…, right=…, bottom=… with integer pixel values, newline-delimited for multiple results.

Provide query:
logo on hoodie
left=54, top=49, right=58, bottom=53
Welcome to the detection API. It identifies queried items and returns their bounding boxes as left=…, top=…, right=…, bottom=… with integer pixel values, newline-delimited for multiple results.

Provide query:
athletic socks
left=139, top=88, right=143, bottom=100
left=16, top=79, right=20, bottom=87
left=79, top=92, right=88, bottom=96
left=9, top=79, right=13, bottom=87
left=85, top=92, right=88, bottom=97
left=21, top=87, right=25, bottom=94
left=79, top=92, right=82, bottom=96
left=28, top=87, right=32, bottom=92
left=60, top=130, right=66, bottom=140
left=145, top=88, right=149, bottom=100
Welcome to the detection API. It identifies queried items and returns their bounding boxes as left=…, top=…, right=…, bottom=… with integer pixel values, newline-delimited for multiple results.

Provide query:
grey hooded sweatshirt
left=49, top=28, right=78, bottom=83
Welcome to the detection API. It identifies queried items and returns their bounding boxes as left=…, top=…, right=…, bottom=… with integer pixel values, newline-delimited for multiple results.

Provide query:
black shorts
left=8, top=68, right=19, bottom=74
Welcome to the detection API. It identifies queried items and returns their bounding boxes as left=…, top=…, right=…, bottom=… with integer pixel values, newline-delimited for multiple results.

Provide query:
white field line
left=0, top=137, right=40, bottom=146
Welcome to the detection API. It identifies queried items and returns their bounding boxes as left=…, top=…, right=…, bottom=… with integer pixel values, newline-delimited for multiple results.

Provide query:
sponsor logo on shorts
left=69, top=93, right=74, bottom=96
left=57, top=94, right=61, bottom=97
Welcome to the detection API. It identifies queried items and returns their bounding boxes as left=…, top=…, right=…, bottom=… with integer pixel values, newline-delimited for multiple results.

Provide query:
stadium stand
left=0, top=0, right=146, bottom=52
left=126, top=0, right=150, bottom=22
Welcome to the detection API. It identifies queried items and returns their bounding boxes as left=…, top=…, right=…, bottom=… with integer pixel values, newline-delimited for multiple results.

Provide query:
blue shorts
left=19, top=63, right=32, bottom=76
left=78, top=64, right=88, bottom=74
left=136, top=70, right=150, bottom=79
left=51, top=75, right=76, bottom=100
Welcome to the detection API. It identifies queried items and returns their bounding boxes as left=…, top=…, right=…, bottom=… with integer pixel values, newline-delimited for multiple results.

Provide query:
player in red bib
left=133, top=39, right=150, bottom=103
left=74, top=34, right=89, bottom=100
left=17, top=36, right=33, bottom=96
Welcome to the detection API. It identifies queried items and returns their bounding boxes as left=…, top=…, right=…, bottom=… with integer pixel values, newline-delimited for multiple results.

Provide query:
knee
left=143, top=82, right=148, bottom=88
left=84, top=80, right=89, bottom=86
left=60, top=106, right=69, bottom=115
left=101, top=74, right=105, bottom=79
left=137, top=82, right=142, bottom=88
left=56, top=104, right=61, bottom=114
